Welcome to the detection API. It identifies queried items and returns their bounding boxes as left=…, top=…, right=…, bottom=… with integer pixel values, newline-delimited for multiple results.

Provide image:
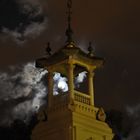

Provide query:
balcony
left=74, top=90, right=90, bottom=105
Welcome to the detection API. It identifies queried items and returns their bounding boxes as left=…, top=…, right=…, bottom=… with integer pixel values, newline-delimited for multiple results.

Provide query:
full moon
left=58, top=80, right=67, bottom=90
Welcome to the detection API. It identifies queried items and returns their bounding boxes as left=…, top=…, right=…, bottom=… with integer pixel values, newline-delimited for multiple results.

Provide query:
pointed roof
left=36, top=41, right=104, bottom=69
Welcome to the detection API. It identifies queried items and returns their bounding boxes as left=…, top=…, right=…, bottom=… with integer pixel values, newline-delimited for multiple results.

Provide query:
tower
left=32, top=0, right=114, bottom=140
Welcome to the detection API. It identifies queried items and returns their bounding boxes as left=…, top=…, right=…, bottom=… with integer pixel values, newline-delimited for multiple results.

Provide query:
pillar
left=68, top=63, right=75, bottom=101
left=88, top=69, right=94, bottom=105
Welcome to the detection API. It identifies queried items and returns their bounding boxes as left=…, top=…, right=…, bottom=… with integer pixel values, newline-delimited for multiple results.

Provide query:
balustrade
left=74, top=90, right=90, bottom=105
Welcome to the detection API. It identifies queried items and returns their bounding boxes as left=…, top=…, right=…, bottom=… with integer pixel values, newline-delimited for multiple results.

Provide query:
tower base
left=32, top=101, right=114, bottom=140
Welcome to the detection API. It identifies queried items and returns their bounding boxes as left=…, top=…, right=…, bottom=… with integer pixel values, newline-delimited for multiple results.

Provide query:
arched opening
left=74, top=64, right=89, bottom=95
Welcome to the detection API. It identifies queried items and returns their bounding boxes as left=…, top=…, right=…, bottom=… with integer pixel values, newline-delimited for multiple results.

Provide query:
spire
left=88, top=42, right=94, bottom=57
left=65, top=0, right=74, bottom=43
left=45, top=42, right=52, bottom=56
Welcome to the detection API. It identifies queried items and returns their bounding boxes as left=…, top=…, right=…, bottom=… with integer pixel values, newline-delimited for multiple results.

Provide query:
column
left=88, top=69, right=94, bottom=105
left=68, top=63, right=75, bottom=101
left=47, top=70, right=53, bottom=108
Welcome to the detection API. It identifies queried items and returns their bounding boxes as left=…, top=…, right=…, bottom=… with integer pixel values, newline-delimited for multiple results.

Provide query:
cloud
left=0, top=0, right=47, bottom=44
left=126, top=105, right=140, bottom=119
left=17, top=0, right=42, bottom=15
left=0, top=62, right=47, bottom=126
left=75, top=71, right=87, bottom=86
left=2, top=19, right=47, bottom=44
left=123, top=105, right=140, bottom=140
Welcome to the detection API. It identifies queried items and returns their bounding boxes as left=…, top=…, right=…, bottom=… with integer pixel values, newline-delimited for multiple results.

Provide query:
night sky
left=0, top=0, right=140, bottom=138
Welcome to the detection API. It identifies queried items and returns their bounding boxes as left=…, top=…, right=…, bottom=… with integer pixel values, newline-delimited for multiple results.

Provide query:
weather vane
left=66, top=0, right=73, bottom=43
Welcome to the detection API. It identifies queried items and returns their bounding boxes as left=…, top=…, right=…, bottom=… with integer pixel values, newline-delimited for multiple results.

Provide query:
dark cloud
left=121, top=105, right=140, bottom=140
left=0, top=0, right=47, bottom=43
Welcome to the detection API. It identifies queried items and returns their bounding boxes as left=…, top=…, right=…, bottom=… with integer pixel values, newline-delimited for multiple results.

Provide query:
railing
left=74, top=90, right=90, bottom=105
left=51, top=90, right=91, bottom=107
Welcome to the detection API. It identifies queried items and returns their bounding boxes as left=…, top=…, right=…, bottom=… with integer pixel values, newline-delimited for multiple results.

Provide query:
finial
left=65, top=0, right=73, bottom=43
left=45, top=42, right=51, bottom=56
left=88, top=42, right=94, bottom=57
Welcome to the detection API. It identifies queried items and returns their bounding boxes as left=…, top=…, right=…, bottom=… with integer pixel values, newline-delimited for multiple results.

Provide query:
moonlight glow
left=53, top=72, right=68, bottom=95
left=58, top=80, right=68, bottom=91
